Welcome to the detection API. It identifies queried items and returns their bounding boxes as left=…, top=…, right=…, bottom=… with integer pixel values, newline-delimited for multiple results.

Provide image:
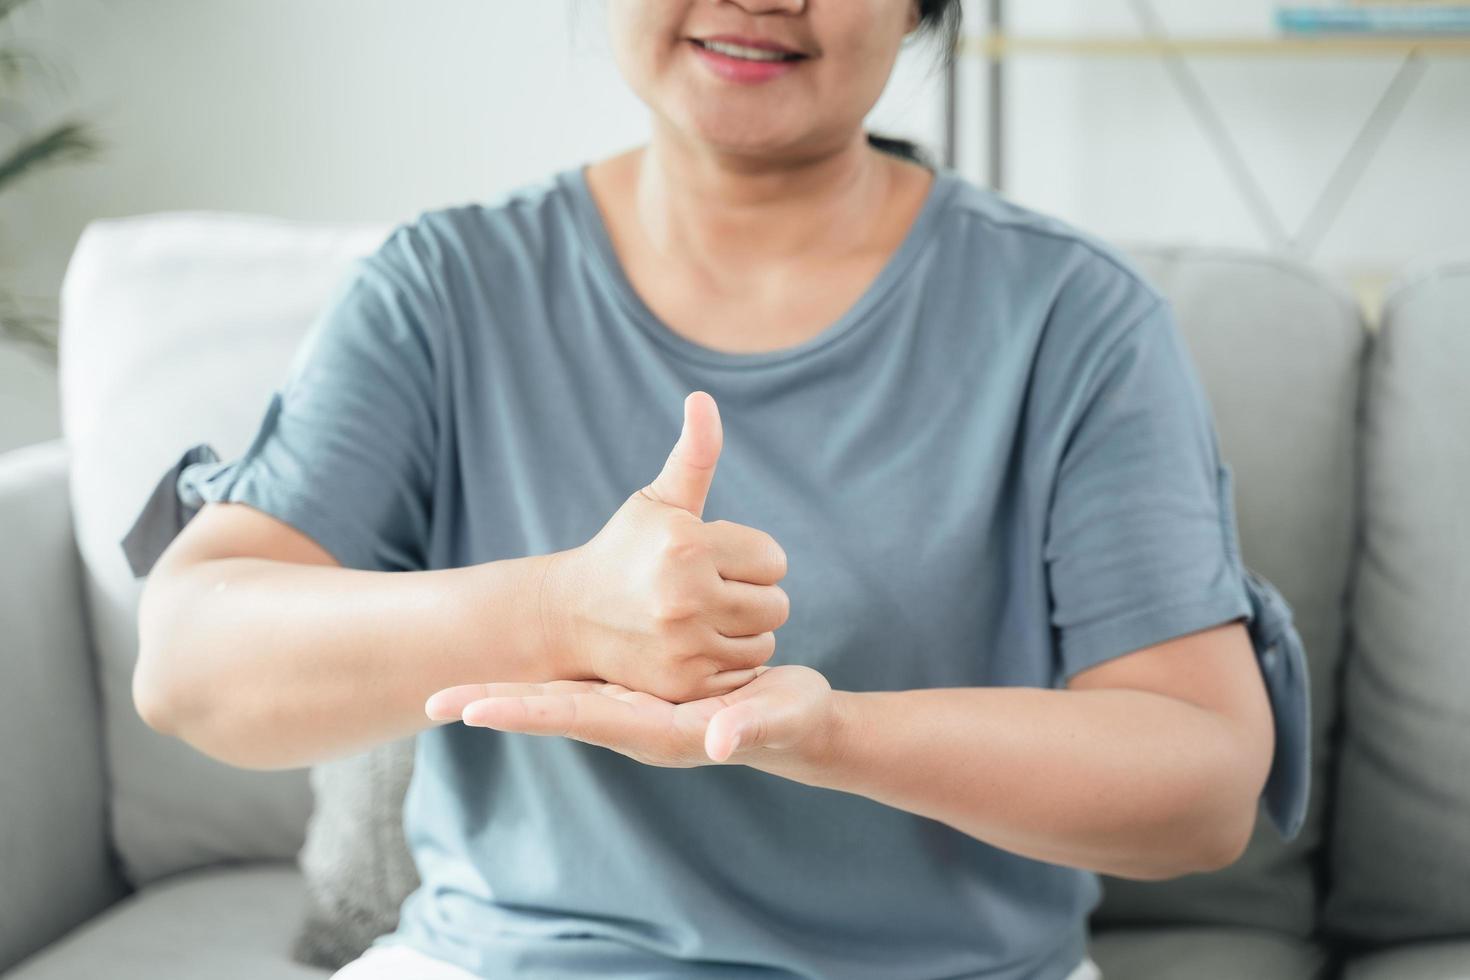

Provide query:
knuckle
left=773, top=586, right=791, bottom=625
left=765, top=535, right=788, bottom=577
left=679, top=651, right=715, bottom=677
left=663, top=631, right=705, bottom=669
left=651, top=588, right=698, bottom=626
left=658, top=525, right=704, bottom=563
left=659, top=670, right=702, bottom=704
left=676, top=659, right=715, bottom=695
left=734, top=632, right=775, bottom=669
left=729, top=639, right=769, bottom=671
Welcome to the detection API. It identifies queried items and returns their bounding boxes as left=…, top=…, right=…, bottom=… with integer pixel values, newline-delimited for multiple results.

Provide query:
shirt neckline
left=555, top=159, right=959, bottom=371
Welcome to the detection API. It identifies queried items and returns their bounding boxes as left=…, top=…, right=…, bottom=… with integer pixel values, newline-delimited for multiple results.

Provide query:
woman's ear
left=907, top=0, right=922, bottom=34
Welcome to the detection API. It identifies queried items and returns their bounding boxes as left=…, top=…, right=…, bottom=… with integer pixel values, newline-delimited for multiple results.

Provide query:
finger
left=696, top=666, right=762, bottom=699
left=710, top=579, right=790, bottom=636
left=699, top=629, right=776, bottom=673
left=701, top=520, right=788, bottom=584
left=704, top=668, right=807, bottom=760
left=425, top=680, right=604, bottom=721
left=426, top=684, right=503, bottom=721
left=640, top=391, right=722, bottom=520
left=462, top=691, right=649, bottom=744
left=704, top=699, right=772, bottom=762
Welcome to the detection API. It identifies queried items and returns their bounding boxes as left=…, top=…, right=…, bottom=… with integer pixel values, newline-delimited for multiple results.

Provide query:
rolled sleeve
left=1042, top=295, right=1310, bottom=842
left=1045, top=299, right=1246, bottom=679
left=120, top=227, right=441, bottom=577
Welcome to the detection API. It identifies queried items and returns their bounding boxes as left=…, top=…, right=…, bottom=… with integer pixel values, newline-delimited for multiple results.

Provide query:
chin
left=678, top=110, right=808, bottom=156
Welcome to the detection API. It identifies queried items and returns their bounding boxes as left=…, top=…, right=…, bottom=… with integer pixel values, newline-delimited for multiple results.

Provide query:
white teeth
left=697, top=39, right=796, bottom=62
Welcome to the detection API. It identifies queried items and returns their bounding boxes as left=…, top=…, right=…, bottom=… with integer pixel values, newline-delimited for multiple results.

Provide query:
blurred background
left=1, top=0, right=1466, bottom=452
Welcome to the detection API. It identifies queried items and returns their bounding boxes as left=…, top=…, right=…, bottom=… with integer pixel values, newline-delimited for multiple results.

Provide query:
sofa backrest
left=1321, top=261, right=1470, bottom=946
left=58, top=212, right=393, bottom=888
left=1098, top=247, right=1369, bottom=939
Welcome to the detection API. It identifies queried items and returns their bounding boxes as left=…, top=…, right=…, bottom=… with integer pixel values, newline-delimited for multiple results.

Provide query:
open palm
left=425, top=664, right=834, bottom=769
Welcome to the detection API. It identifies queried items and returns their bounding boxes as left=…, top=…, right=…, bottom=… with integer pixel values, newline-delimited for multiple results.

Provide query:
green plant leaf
left=0, top=45, right=63, bottom=95
left=0, top=118, right=101, bottom=194
left=0, top=0, right=40, bottom=24
left=0, top=289, right=59, bottom=357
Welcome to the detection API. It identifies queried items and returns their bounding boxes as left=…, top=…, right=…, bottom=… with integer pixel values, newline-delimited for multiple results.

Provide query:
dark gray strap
left=120, top=443, right=221, bottom=579
left=1242, top=565, right=1312, bottom=843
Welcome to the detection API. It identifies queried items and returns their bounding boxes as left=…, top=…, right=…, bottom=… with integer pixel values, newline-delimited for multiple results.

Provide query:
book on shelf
left=1277, top=2, right=1470, bottom=33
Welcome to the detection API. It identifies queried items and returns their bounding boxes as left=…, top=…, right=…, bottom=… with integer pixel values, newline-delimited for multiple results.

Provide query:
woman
left=126, top=1, right=1310, bottom=978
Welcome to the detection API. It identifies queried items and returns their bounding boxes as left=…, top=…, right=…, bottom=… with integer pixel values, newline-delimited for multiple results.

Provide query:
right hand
left=542, top=391, right=791, bottom=703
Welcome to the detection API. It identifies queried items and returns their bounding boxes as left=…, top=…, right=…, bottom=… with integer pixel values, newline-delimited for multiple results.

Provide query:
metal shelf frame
left=940, top=0, right=1470, bottom=260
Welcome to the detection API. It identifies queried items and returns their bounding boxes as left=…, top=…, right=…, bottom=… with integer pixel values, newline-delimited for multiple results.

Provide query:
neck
left=632, top=125, right=896, bottom=272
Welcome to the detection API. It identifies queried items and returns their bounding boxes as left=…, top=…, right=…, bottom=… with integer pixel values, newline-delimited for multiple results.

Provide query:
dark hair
left=866, top=0, right=963, bottom=170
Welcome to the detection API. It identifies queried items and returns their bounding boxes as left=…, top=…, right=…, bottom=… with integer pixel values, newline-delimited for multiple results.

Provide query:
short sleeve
left=1043, top=295, right=1311, bottom=842
left=121, top=228, right=440, bottom=576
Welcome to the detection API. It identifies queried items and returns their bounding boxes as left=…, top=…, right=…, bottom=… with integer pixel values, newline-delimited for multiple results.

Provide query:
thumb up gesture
left=540, top=391, right=791, bottom=703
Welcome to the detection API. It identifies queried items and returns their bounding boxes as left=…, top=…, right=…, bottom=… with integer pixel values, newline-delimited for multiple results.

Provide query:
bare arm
left=424, top=619, right=1274, bottom=881
left=133, top=501, right=571, bottom=770
left=751, top=621, right=1274, bottom=881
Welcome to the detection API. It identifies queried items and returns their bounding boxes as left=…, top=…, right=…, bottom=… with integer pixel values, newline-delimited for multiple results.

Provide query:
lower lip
left=689, top=40, right=805, bottom=84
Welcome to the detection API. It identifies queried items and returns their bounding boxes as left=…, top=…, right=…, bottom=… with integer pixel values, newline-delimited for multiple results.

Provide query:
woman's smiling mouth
left=688, top=36, right=810, bottom=84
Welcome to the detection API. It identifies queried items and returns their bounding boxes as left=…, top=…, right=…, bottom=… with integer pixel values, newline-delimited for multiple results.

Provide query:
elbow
left=132, top=654, right=178, bottom=737
left=1170, top=797, right=1256, bottom=877
left=1184, top=703, right=1273, bottom=876
left=132, top=661, right=289, bottom=771
left=1193, top=712, right=1273, bottom=874
left=1128, top=821, right=1252, bottom=882
left=132, top=614, right=273, bottom=770
left=133, top=574, right=179, bottom=735
left=1131, top=783, right=1258, bottom=881
left=1198, top=804, right=1257, bottom=873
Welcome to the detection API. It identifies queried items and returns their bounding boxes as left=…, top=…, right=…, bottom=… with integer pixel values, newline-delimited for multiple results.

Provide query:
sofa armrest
left=0, top=439, right=128, bottom=972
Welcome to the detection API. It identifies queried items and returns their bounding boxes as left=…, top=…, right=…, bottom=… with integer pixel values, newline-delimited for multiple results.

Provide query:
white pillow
left=59, top=210, right=392, bottom=886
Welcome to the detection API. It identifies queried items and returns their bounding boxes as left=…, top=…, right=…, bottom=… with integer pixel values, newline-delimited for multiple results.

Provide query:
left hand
left=424, top=664, right=836, bottom=770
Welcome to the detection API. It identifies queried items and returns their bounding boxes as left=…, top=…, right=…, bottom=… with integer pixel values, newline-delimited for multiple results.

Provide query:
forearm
left=759, top=686, right=1255, bottom=881
left=134, top=550, right=569, bottom=770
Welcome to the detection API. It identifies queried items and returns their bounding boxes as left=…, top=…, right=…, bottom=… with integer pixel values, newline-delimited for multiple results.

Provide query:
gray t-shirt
left=121, top=162, right=1310, bottom=980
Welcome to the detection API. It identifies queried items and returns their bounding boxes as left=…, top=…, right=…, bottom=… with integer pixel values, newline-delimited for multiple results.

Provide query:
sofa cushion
left=57, top=213, right=392, bottom=886
left=2, top=863, right=328, bottom=980
left=0, top=441, right=128, bottom=973
left=1091, top=247, right=1367, bottom=938
left=1341, top=940, right=1470, bottom=980
left=1323, top=260, right=1470, bottom=944
left=290, top=738, right=419, bottom=972
left=0, top=339, right=61, bottom=453
left=1090, top=925, right=1331, bottom=979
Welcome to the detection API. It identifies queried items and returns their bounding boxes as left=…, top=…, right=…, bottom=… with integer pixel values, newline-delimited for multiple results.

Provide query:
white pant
left=329, top=943, right=481, bottom=980
left=1067, top=954, right=1105, bottom=980
left=331, top=942, right=1104, bottom=979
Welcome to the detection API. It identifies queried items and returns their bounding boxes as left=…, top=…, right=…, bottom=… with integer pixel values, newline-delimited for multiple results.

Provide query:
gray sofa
left=1, top=213, right=1466, bottom=979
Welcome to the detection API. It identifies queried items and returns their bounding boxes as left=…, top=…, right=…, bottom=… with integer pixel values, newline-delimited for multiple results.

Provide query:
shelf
left=939, top=4, right=1464, bottom=283
left=947, top=20, right=1460, bottom=258
left=960, top=34, right=1470, bottom=58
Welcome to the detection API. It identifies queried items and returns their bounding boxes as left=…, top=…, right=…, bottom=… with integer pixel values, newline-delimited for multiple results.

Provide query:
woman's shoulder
left=364, top=168, right=585, bottom=295
left=936, top=169, right=1165, bottom=313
